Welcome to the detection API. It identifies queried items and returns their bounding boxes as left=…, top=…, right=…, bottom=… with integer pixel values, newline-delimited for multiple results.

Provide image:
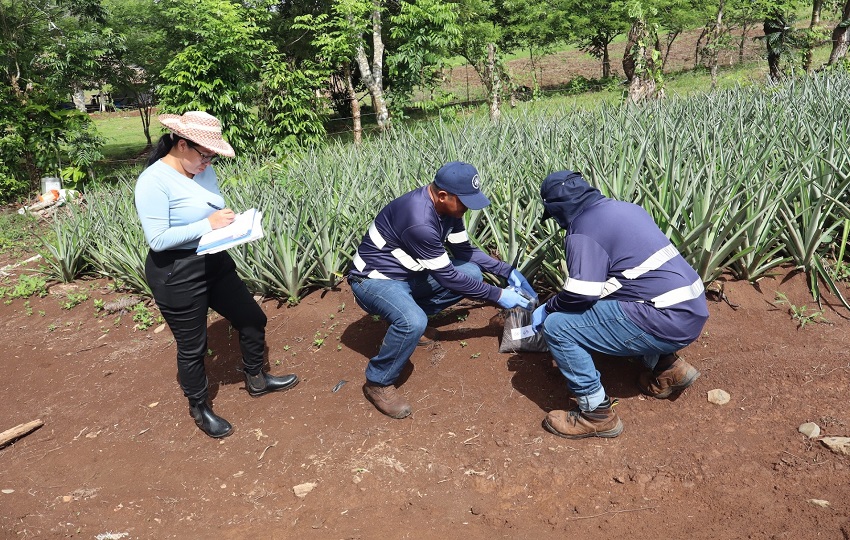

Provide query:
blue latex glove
left=497, top=287, right=531, bottom=310
left=509, top=269, right=537, bottom=301
left=531, top=304, right=548, bottom=333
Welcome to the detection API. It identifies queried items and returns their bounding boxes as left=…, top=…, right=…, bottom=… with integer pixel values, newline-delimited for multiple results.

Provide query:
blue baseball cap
left=433, top=161, right=490, bottom=210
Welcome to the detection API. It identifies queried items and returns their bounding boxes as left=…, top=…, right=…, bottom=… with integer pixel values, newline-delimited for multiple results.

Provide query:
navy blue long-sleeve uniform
left=542, top=171, right=708, bottom=343
left=350, top=186, right=511, bottom=303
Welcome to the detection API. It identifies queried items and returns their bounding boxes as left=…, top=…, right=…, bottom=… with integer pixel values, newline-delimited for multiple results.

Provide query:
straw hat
left=158, top=111, right=235, bottom=157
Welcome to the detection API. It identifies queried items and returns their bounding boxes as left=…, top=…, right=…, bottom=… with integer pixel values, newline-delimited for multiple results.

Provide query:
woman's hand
left=208, top=209, right=235, bottom=229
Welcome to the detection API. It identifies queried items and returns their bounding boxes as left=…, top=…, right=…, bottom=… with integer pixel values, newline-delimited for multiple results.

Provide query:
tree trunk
left=694, top=27, right=708, bottom=70
left=803, top=0, right=826, bottom=72
left=485, top=42, right=501, bottom=122
left=709, top=2, right=725, bottom=89
left=624, top=18, right=660, bottom=103
left=71, top=87, right=86, bottom=113
left=352, top=4, right=390, bottom=131
left=344, top=64, right=362, bottom=144
left=827, top=0, right=850, bottom=65
left=135, top=91, right=153, bottom=147
left=662, top=30, right=680, bottom=72
left=811, top=0, right=823, bottom=26
left=602, top=44, right=611, bottom=78
left=738, top=23, right=749, bottom=64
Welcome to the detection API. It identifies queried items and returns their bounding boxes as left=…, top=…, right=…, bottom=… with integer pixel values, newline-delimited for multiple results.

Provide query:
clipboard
left=196, top=208, right=264, bottom=255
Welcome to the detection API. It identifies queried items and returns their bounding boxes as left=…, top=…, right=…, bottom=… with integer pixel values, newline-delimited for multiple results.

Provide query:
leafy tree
left=387, top=0, right=460, bottom=111
left=292, top=3, right=368, bottom=142
left=103, top=0, right=173, bottom=146
left=293, top=0, right=396, bottom=132
left=757, top=0, right=802, bottom=81
left=658, top=0, right=710, bottom=72
left=0, top=0, right=106, bottom=201
left=697, top=0, right=733, bottom=89
left=725, top=0, right=765, bottom=64
left=497, top=0, right=566, bottom=93
left=256, top=57, right=329, bottom=152
left=452, top=0, right=510, bottom=121
left=566, top=0, right=631, bottom=78
left=352, top=0, right=391, bottom=130
left=156, top=0, right=275, bottom=153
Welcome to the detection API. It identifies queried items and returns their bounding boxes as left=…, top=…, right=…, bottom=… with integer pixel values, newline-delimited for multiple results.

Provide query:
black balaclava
left=539, top=170, right=605, bottom=228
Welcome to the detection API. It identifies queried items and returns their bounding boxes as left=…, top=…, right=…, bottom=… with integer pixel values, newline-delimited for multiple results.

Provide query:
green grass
left=0, top=212, right=45, bottom=258
left=91, top=112, right=162, bottom=161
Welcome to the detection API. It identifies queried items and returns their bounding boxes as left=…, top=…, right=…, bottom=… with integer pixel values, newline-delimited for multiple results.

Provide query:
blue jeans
left=541, top=300, right=692, bottom=409
left=349, top=260, right=483, bottom=385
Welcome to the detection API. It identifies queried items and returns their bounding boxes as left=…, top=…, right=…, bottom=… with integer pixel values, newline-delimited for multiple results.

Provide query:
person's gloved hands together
left=531, top=304, right=548, bottom=333
left=509, top=269, right=537, bottom=301
left=497, top=287, right=531, bottom=310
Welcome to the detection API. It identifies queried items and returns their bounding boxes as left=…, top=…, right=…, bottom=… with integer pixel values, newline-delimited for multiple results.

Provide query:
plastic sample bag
left=499, top=297, right=548, bottom=353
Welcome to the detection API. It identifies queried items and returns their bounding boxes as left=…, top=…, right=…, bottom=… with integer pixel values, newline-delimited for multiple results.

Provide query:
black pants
left=145, top=249, right=267, bottom=403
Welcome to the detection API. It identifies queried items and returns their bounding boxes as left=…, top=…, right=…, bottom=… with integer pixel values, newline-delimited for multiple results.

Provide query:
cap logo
left=471, top=174, right=480, bottom=190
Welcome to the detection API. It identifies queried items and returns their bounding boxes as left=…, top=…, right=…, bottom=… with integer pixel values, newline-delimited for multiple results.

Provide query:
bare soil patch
left=1, top=245, right=849, bottom=539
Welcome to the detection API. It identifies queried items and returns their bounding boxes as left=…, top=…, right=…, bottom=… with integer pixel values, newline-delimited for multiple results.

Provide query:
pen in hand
left=206, top=202, right=235, bottom=229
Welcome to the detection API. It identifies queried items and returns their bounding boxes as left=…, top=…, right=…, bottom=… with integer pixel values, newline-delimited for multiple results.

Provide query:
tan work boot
left=543, top=397, right=623, bottom=439
left=363, top=382, right=412, bottom=419
left=638, top=356, right=701, bottom=399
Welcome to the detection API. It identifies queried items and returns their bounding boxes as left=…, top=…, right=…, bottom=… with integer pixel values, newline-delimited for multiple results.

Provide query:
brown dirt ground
left=2, top=241, right=850, bottom=540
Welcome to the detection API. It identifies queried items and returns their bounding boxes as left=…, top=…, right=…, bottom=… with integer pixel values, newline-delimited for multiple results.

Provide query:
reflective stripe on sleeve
left=353, top=250, right=366, bottom=271
left=447, top=231, right=469, bottom=244
left=651, top=278, right=705, bottom=308
left=563, top=277, right=606, bottom=297
left=622, top=244, right=680, bottom=279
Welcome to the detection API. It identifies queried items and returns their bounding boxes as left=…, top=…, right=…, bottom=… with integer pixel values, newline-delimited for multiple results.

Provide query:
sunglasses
left=187, top=143, right=218, bottom=164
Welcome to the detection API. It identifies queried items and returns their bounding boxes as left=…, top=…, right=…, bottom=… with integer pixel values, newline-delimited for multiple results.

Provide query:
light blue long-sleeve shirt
left=134, top=160, right=225, bottom=251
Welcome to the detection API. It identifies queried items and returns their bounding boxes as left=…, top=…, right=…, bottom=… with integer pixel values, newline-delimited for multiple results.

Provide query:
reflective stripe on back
left=622, top=244, right=680, bottom=279
left=651, top=278, right=705, bottom=308
left=390, top=249, right=450, bottom=272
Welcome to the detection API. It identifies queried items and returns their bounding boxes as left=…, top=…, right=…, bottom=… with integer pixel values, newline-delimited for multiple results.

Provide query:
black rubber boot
left=189, top=400, right=233, bottom=438
left=244, top=371, right=299, bottom=397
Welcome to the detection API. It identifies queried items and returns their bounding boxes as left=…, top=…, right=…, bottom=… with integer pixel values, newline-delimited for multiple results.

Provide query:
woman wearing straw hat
left=134, top=111, right=299, bottom=439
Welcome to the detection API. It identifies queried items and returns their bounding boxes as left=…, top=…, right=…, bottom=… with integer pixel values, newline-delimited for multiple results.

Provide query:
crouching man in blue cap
left=532, top=170, right=708, bottom=439
left=348, top=161, right=536, bottom=418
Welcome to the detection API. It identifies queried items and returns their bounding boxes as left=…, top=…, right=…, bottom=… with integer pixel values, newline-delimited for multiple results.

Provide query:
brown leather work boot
left=543, top=397, right=623, bottom=439
left=363, top=382, right=412, bottom=419
left=417, top=328, right=440, bottom=347
left=638, top=356, right=701, bottom=399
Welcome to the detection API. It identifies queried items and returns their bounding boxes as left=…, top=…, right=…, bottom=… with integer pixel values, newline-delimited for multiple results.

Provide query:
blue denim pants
left=541, top=300, right=692, bottom=410
left=349, top=260, right=483, bottom=385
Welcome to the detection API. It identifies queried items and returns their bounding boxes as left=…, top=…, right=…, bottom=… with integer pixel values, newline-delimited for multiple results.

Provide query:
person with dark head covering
left=533, top=170, right=708, bottom=439
left=348, top=161, right=536, bottom=419
left=135, top=111, right=299, bottom=439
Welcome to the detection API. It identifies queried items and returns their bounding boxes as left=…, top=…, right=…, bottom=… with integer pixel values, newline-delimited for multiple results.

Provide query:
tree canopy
left=1, top=0, right=850, bottom=202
